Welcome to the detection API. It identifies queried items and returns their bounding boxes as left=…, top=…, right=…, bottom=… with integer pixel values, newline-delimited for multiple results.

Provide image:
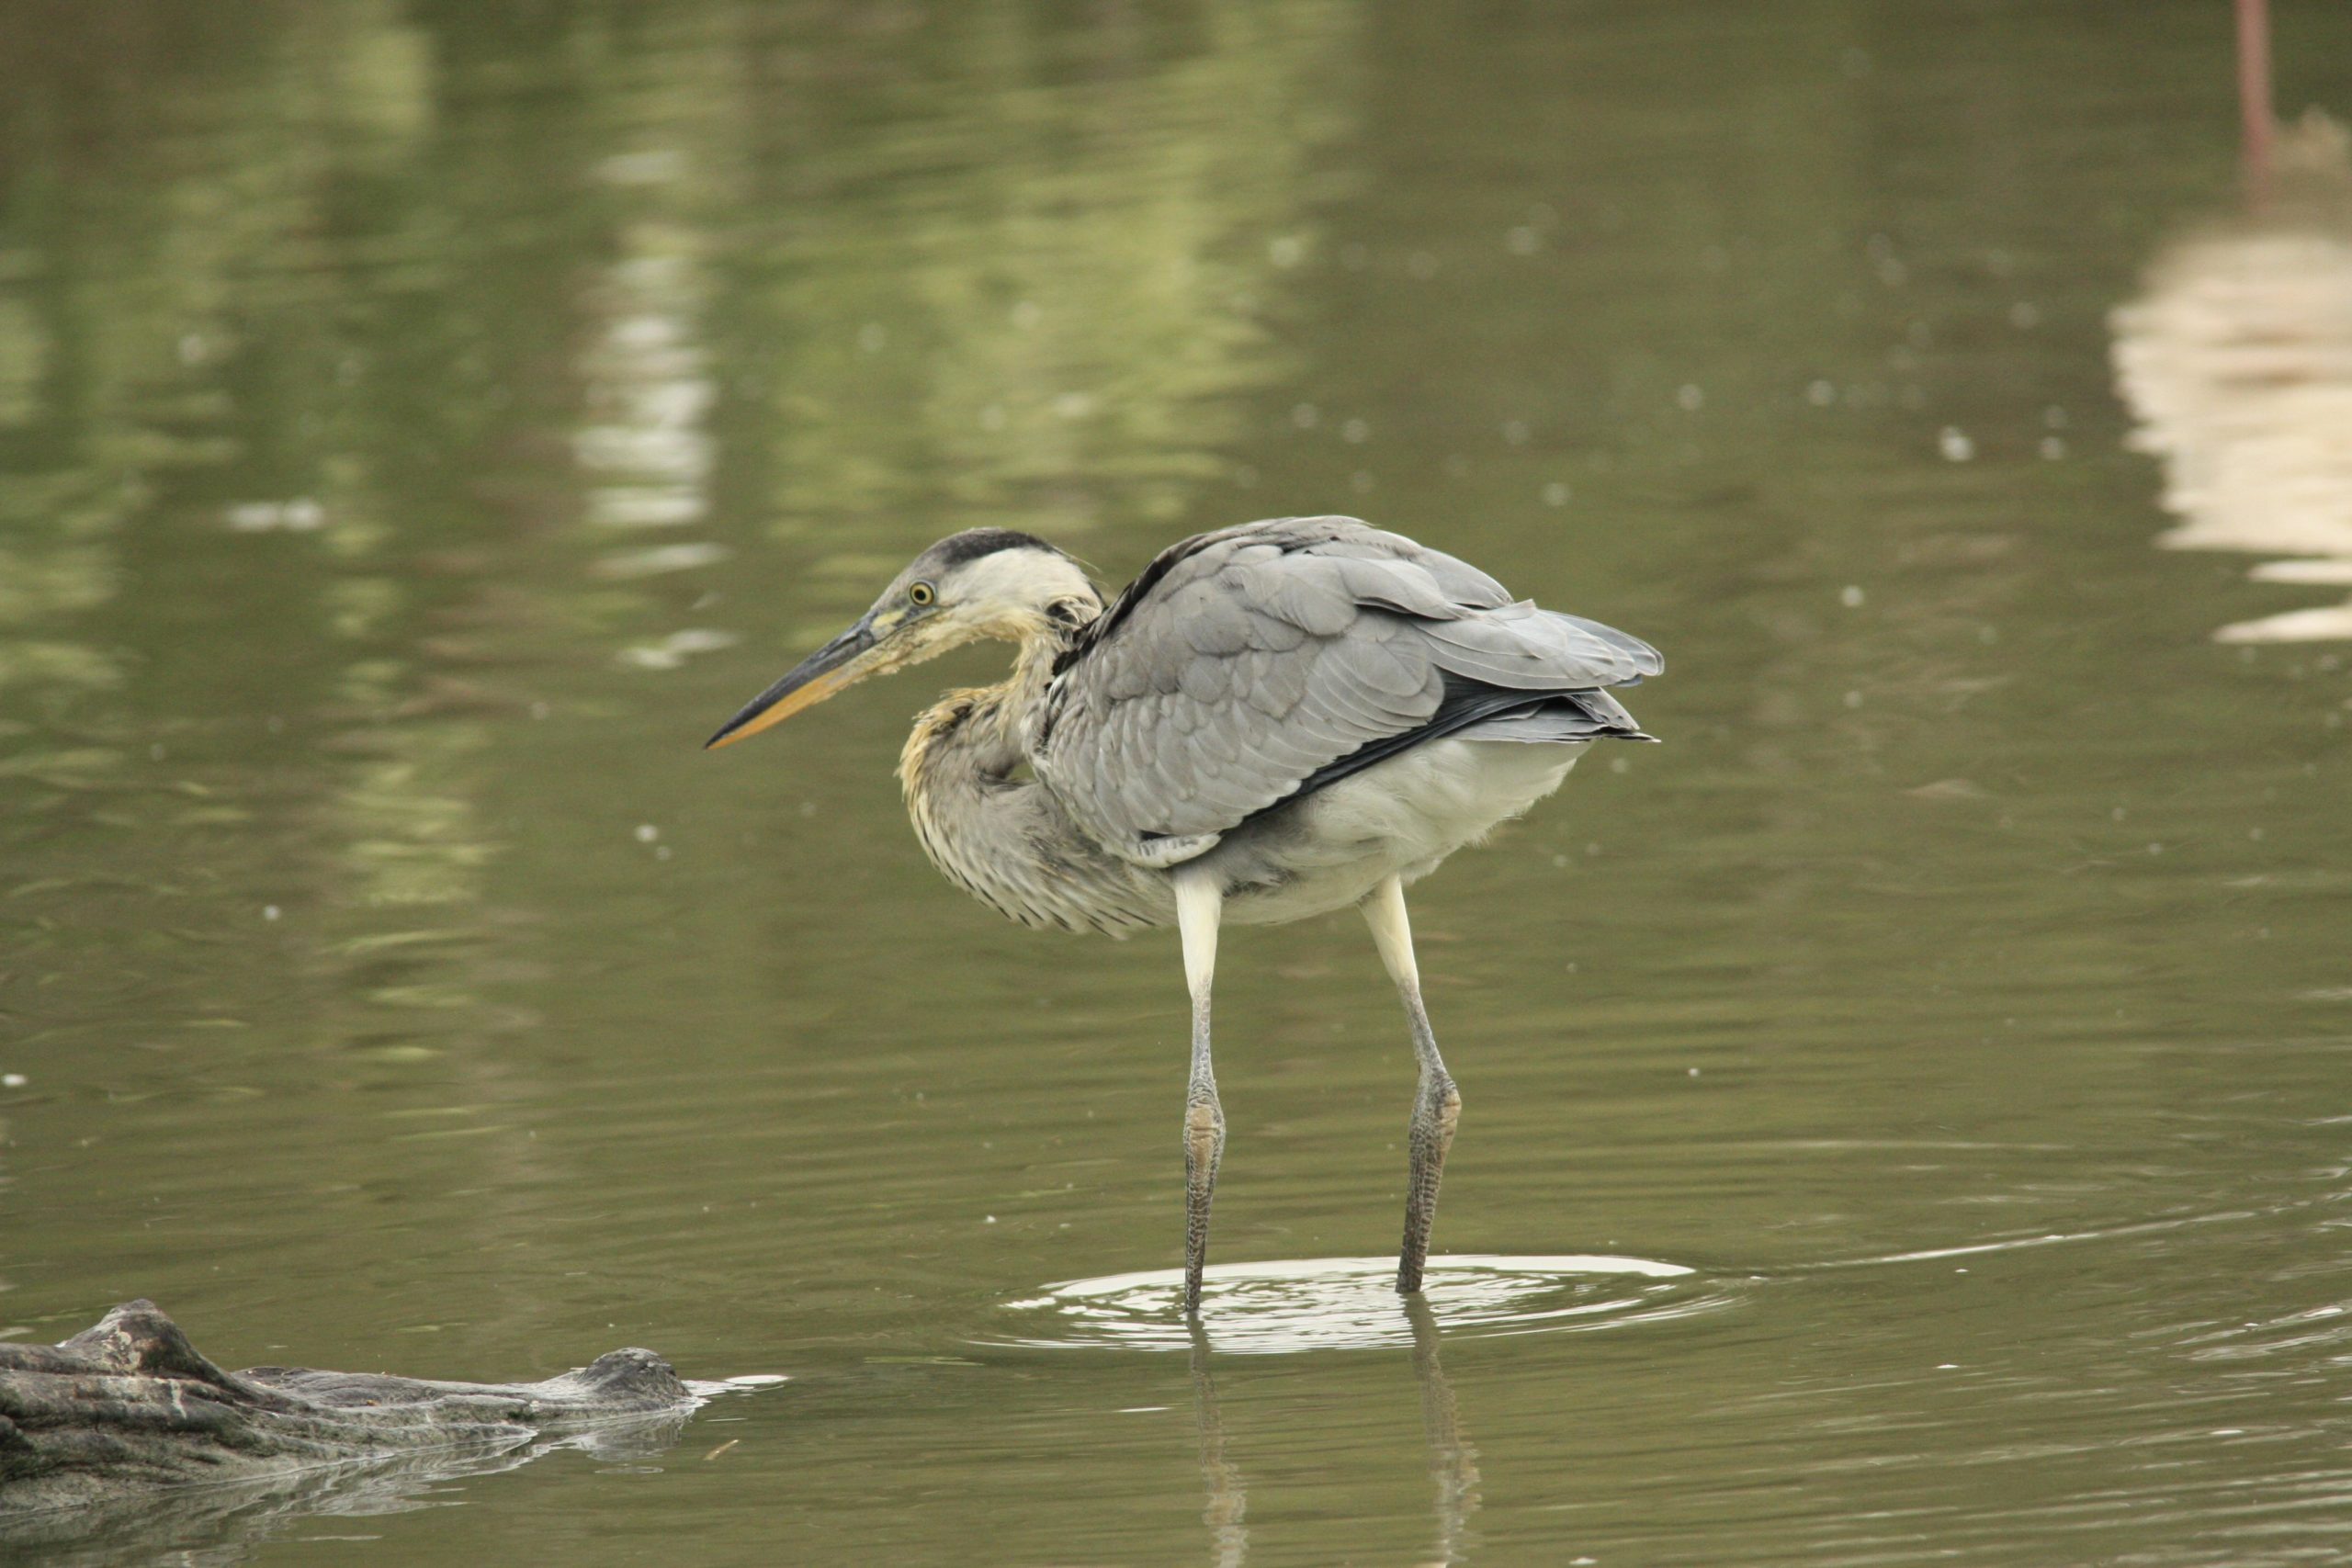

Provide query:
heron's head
left=705, top=528, right=1098, bottom=749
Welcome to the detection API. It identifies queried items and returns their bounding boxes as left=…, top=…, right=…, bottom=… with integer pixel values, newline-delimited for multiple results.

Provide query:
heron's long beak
left=705, top=614, right=884, bottom=750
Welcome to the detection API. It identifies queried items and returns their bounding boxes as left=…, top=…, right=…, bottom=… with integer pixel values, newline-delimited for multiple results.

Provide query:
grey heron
left=707, top=516, right=1660, bottom=1314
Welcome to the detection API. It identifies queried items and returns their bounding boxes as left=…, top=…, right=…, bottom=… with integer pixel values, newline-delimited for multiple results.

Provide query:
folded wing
left=1031, top=515, right=1659, bottom=866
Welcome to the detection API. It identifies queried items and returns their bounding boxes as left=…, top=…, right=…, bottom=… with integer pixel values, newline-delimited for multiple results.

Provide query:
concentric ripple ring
left=989, top=1254, right=1738, bottom=1354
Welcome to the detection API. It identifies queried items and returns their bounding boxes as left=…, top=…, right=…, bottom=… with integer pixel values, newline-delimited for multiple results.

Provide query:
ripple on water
left=989, top=1254, right=1737, bottom=1354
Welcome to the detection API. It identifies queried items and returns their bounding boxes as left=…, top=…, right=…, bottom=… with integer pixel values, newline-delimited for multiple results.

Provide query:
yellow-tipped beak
left=705, top=615, right=879, bottom=750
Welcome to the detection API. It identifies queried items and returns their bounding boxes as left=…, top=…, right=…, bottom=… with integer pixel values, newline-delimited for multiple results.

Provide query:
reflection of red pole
left=2237, top=0, right=2273, bottom=206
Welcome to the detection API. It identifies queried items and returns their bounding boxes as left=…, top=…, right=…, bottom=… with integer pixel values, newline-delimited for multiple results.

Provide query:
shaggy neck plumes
left=896, top=608, right=1077, bottom=793
left=891, top=599, right=1166, bottom=936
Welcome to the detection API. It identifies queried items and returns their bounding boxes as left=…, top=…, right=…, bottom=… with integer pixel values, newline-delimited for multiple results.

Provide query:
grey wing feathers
left=1033, top=516, right=1657, bottom=865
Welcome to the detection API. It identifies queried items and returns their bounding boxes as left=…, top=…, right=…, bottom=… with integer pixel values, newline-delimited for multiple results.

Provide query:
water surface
left=4, top=3, right=2351, bottom=1563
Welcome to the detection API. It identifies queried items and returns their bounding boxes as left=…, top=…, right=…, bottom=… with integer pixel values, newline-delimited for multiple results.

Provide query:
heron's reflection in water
left=1406, top=1293, right=1485, bottom=1564
left=1188, top=1323, right=1250, bottom=1568
left=1186, top=1299, right=1483, bottom=1567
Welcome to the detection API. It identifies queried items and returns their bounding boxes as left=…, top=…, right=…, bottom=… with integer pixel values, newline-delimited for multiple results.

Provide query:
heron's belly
left=1213, top=738, right=1584, bottom=927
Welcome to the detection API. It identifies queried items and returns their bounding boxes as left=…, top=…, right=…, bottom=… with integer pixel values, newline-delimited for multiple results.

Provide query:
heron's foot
left=1395, top=1072, right=1461, bottom=1295
left=1182, top=1098, right=1226, bottom=1315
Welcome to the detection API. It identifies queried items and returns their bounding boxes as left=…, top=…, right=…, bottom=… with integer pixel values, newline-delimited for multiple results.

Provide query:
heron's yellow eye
left=909, top=581, right=936, bottom=606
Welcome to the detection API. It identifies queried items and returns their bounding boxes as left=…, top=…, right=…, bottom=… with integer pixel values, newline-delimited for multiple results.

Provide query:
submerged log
left=0, top=1300, right=697, bottom=1512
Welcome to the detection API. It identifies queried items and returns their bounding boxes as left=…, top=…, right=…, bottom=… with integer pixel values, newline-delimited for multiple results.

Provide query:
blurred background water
left=3, top=2, right=2351, bottom=1562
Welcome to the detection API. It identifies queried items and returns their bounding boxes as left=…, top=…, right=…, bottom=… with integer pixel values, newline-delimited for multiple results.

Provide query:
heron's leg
left=1363, top=874, right=1459, bottom=1295
left=1175, top=869, right=1227, bottom=1315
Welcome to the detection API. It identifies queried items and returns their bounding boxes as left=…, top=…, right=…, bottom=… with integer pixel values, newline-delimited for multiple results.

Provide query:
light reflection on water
left=2116, top=112, right=2352, bottom=643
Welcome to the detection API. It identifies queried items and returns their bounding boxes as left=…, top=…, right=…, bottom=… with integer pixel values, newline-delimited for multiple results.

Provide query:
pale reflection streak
left=1184, top=1300, right=1482, bottom=1568
left=2113, top=113, right=2352, bottom=643
left=579, top=146, right=739, bottom=673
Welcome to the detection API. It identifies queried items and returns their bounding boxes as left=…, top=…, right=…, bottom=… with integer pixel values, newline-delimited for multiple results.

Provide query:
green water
left=6, top=2, right=2352, bottom=1562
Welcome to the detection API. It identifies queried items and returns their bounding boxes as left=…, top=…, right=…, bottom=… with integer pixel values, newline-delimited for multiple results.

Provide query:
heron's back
left=1031, top=516, right=1658, bottom=873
